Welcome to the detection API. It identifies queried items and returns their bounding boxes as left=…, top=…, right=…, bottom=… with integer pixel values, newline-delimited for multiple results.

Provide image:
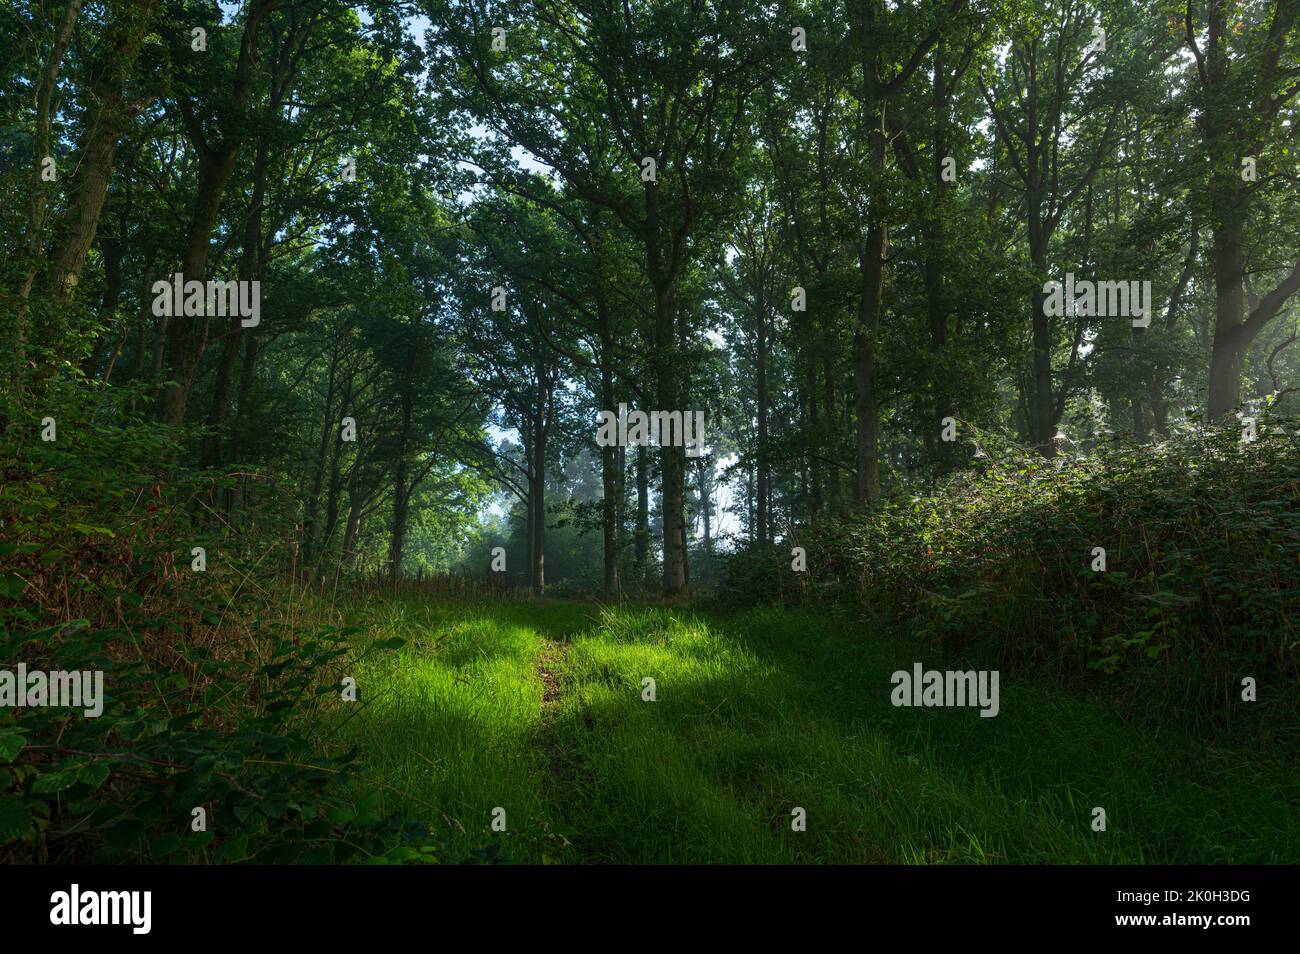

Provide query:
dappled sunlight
left=324, top=595, right=1300, bottom=864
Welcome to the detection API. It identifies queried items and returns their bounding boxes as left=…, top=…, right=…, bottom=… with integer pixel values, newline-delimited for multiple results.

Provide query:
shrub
left=758, top=419, right=1300, bottom=735
left=0, top=384, right=460, bottom=863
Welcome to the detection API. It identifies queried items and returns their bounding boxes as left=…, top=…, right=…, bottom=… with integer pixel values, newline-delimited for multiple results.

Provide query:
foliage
left=0, top=387, right=484, bottom=863
left=779, top=419, right=1300, bottom=734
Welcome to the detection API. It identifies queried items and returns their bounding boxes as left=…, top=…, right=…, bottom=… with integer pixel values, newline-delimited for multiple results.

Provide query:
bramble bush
left=0, top=384, right=495, bottom=863
left=720, top=418, right=1300, bottom=736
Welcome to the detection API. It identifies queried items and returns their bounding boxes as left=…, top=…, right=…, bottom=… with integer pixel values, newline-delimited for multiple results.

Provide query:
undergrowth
left=724, top=418, right=1300, bottom=738
left=0, top=384, right=487, bottom=863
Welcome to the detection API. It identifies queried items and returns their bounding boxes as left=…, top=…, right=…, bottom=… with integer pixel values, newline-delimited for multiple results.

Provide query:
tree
left=1184, top=0, right=1300, bottom=416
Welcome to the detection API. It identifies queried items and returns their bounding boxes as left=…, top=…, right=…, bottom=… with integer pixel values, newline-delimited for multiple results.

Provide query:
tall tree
left=1184, top=0, right=1300, bottom=416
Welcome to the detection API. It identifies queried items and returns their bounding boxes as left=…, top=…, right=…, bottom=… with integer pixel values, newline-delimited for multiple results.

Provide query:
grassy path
left=337, top=597, right=1300, bottom=864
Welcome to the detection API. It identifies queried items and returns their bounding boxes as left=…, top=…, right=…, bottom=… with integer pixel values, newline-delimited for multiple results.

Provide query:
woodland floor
left=331, top=597, right=1300, bottom=864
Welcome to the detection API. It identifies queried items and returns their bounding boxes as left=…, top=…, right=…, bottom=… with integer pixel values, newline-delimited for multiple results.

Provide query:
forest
left=1, top=0, right=1298, bottom=868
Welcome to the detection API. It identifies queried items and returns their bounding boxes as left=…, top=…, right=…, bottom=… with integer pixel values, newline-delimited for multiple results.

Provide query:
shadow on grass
left=336, top=595, right=1300, bottom=863
left=531, top=603, right=1300, bottom=863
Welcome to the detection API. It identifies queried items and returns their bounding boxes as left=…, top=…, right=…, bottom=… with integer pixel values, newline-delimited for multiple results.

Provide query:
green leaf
left=214, top=835, right=249, bottom=864
left=327, top=804, right=355, bottom=826
left=76, top=762, right=111, bottom=791
left=31, top=769, right=79, bottom=794
left=70, top=523, right=115, bottom=537
left=149, top=833, right=182, bottom=858
left=0, top=730, right=26, bottom=763
left=0, top=795, right=34, bottom=843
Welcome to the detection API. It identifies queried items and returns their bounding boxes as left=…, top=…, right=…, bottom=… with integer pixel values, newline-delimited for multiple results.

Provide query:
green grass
left=331, top=596, right=1300, bottom=864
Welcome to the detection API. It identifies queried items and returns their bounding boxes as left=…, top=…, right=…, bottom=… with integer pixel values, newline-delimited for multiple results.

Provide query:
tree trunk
left=387, top=358, right=415, bottom=583
left=317, top=372, right=353, bottom=562
left=599, top=307, right=620, bottom=592
left=524, top=435, right=534, bottom=590
left=388, top=474, right=410, bottom=583
left=853, top=222, right=885, bottom=508
left=159, top=152, right=238, bottom=425
left=698, top=456, right=713, bottom=558
left=1028, top=208, right=1055, bottom=451
left=159, top=0, right=276, bottom=425
left=11, top=0, right=83, bottom=383
left=634, top=443, right=649, bottom=572
left=824, top=355, right=840, bottom=515
left=644, top=174, right=688, bottom=596
left=203, top=139, right=270, bottom=468
left=756, top=288, right=770, bottom=543
left=852, top=27, right=889, bottom=509
left=1200, top=0, right=1300, bottom=415
left=42, top=0, right=158, bottom=313
left=652, top=282, right=687, bottom=595
left=1206, top=212, right=1248, bottom=417
left=303, top=348, right=341, bottom=558
left=226, top=334, right=260, bottom=523
left=80, top=226, right=124, bottom=378
left=342, top=494, right=364, bottom=570
left=926, top=44, right=958, bottom=474
left=530, top=416, right=546, bottom=595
